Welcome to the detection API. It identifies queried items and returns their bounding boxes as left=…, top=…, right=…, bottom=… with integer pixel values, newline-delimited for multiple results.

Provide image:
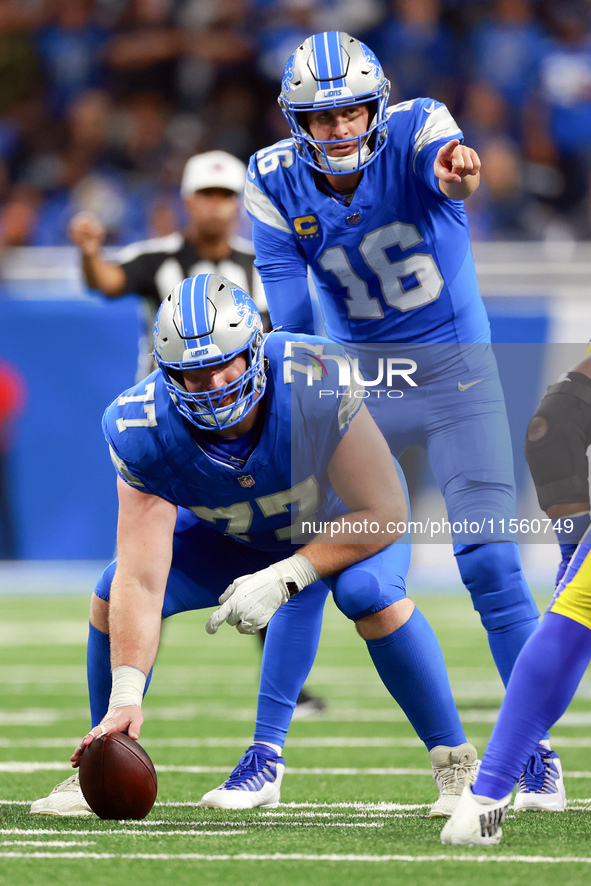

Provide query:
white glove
left=206, top=553, right=320, bottom=635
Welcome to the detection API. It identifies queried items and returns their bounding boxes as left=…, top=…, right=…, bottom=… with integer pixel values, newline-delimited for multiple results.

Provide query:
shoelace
left=436, top=755, right=476, bottom=791
left=518, top=746, right=558, bottom=793
left=224, top=748, right=277, bottom=792
left=52, top=774, right=80, bottom=793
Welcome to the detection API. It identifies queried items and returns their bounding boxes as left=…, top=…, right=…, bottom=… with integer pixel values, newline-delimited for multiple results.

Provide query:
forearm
left=81, top=253, right=127, bottom=296
left=108, top=572, right=164, bottom=677
left=298, top=508, right=404, bottom=577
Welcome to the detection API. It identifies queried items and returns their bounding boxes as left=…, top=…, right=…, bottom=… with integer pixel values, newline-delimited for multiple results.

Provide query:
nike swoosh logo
left=423, top=101, right=437, bottom=114
left=458, top=379, right=484, bottom=392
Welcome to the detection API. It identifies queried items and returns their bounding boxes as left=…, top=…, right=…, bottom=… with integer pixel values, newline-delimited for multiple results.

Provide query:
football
left=79, top=732, right=158, bottom=820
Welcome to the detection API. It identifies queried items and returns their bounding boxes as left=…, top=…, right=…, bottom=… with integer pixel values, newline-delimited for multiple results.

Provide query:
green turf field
left=1, top=588, right=590, bottom=886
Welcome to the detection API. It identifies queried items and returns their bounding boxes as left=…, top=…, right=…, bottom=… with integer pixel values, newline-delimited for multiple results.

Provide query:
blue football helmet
left=154, top=274, right=266, bottom=431
left=278, top=31, right=390, bottom=175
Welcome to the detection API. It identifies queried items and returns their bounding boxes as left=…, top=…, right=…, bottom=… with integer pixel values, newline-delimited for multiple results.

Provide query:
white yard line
left=4, top=761, right=591, bottom=778
left=3, top=735, right=591, bottom=749
left=0, top=737, right=430, bottom=748
left=0, top=824, right=385, bottom=835
left=3, top=706, right=591, bottom=725
left=0, top=840, right=95, bottom=847
left=0, top=851, right=590, bottom=863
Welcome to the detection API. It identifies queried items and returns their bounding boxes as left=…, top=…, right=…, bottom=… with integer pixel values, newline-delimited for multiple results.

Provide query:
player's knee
left=525, top=381, right=591, bottom=511
left=456, top=543, right=539, bottom=631
left=355, top=598, right=415, bottom=640
left=91, top=560, right=116, bottom=631
left=90, top=593, right=109, bottom=634
left=332, top=562, right=405, bottom=621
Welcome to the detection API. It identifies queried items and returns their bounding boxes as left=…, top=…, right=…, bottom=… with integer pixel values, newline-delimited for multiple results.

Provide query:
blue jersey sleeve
left=407, top=97, right=464, bottom=198
left=101, top=375, right=165, bottom=495
left=251, top=219, right=315, bottom=333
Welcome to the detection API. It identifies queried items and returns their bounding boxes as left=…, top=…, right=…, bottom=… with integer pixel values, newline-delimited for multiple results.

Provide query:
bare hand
left=68, top=211, right=106, bottom=257
left=70, top=704, right=144, bottom=767
left=434, top=139, right=481, bottom=184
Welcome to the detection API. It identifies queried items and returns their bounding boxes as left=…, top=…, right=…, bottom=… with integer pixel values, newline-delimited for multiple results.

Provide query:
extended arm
left=71, top=478, right=176, bottom=762
left=251, top=216, right=315, bottom=333
left=69, top=212, right=127, bottom=296
left=207, top=405, right=407, bottom=634
left=435, top=139, right=481, bottom=200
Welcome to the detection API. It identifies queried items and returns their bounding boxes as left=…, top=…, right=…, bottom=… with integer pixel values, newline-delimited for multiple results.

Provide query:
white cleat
left=30, top=773, right=93, bottom=816
left=441, top=784, right=511, bottom=846
left=514, top=743, right=566, bottom=812
left=199, top=744, right=285, bottom=810
left=429, top=742, right=480, bottom=818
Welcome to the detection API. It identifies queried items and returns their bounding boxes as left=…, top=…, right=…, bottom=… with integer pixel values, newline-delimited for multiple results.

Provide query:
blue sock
left=456, top=543, right=540, bottom=687
left=254, top=580, right=328, bottom=746
left=487, top=619, right=540, bottom=688
left=474, top=612, right=591, bottom=799
left=366, top=607, right=466, bottom=751
left=87, top=621, right=153, bottom=729
left=87, top=622, right=112, bottom=728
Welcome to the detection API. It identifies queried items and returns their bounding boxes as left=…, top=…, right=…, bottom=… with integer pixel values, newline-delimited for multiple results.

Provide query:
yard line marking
left=0, top=852, right=591, bottom=863
left=0, top=840, right=95, bottom=847
left=0, top=799, right=432, bottom=812
left=3, top=734, right=591, bottom=749
left=5, top=762, right=591, bottom=778
left=3, top=707, right=591, bottom=725
left=0, top=829, right=245, bottom=837
left=0, top=737, right=428, bottom=749
left=136, top=815, right=418, bottom=823
left=0, top=824, right=384, bottom=835
left=5, top=798, right=591, bottom=812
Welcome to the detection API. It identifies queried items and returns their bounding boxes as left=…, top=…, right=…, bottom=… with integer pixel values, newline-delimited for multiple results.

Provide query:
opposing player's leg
left=442, top=542, right=591, bottom=844
left=525, top=367, right=591, bottom=586
left=330, top=540, right=478, bottom=818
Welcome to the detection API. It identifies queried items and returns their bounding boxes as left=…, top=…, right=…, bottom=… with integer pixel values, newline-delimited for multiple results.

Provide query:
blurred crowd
left=2, top=0, right=591, bottom=246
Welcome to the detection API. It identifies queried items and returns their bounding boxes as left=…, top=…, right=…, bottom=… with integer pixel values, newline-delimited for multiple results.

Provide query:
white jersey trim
left=245, top=179, right=292, bottom=235
left=117, top=232, right=184, bottom=264
left=108, top=445, right=145, bottom=488
left=413, top=105, right=462, bottom=165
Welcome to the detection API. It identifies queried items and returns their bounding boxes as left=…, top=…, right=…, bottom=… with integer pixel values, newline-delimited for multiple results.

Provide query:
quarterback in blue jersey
left=442, top=353, right=591, bottom=844
left=31, top=273, right=477, bottom=818
left=244, top=30, right=558, bottom=808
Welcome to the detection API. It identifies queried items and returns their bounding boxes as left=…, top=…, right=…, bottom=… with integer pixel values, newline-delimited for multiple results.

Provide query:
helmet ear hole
left=296, top=111, right=310, bottom=134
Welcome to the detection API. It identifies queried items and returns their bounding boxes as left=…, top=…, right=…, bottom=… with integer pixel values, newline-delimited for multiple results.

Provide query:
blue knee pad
left=455, top=542, right=539, bottom=631
left=94, top=559, right=117, bottom=602
left=330, top=542, right=410, bottom=622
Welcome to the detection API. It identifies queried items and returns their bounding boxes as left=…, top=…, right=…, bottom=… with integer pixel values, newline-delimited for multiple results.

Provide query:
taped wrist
left=273, top=553, right=320, bottom=598
left=109, top=665, right=146, bottom=709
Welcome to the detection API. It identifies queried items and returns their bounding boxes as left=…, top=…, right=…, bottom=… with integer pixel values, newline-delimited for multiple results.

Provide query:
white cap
left=180, top=150, right=246, bottom=197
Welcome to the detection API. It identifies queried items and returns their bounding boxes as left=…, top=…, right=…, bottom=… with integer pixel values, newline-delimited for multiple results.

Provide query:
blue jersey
left=245, top=98, right=490, bottom=345
left=102, top=332, right=361, bottom=553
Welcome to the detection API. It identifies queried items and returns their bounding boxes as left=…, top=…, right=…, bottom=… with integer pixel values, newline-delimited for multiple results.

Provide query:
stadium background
left=2, top=0, right=591, bottom=572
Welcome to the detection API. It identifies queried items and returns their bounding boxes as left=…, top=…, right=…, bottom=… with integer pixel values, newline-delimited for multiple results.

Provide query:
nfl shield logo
left=238, top=474, right=255, bottom=488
